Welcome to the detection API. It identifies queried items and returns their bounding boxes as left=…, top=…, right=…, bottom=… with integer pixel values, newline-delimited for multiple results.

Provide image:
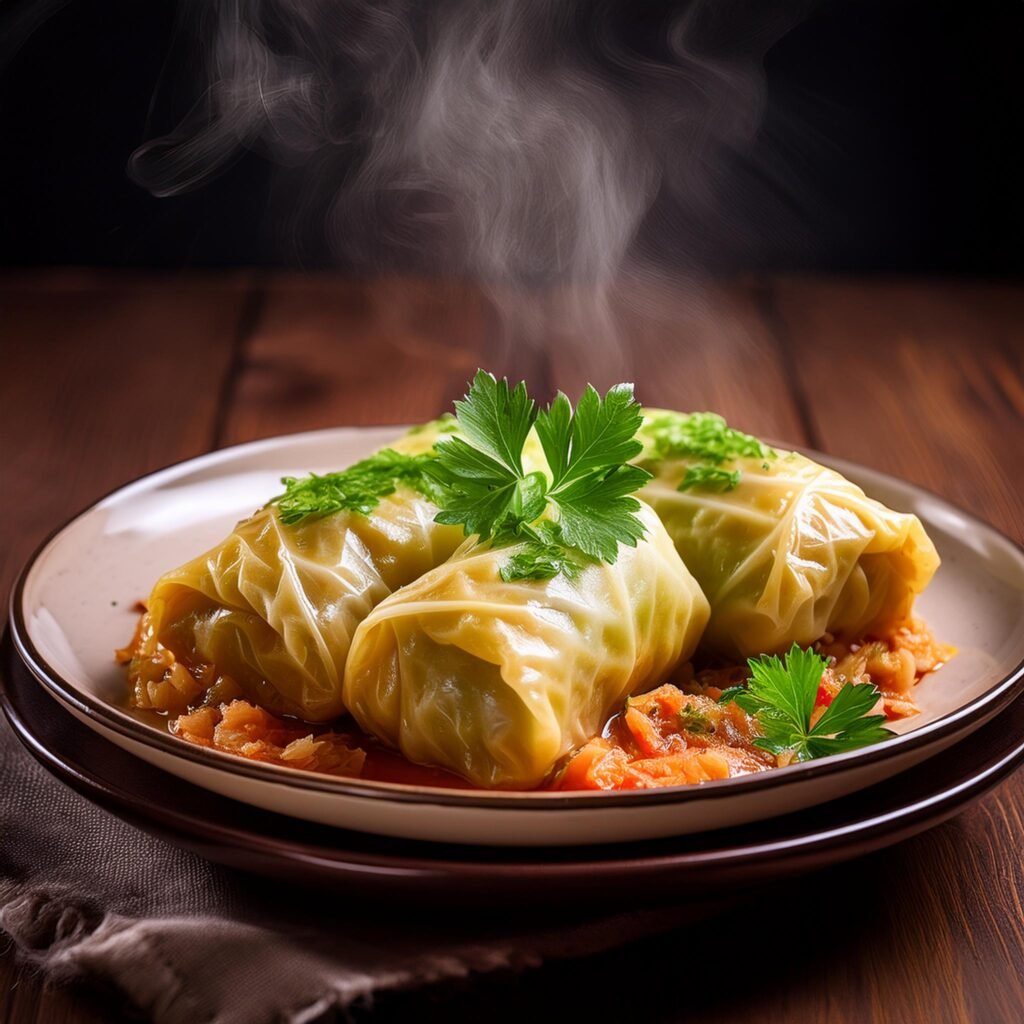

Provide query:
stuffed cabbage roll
left=342, top=503, right=710, bottom=788
left=637, top=410, right=940, bottom=658
left=131, top=419, right=466, bottom=722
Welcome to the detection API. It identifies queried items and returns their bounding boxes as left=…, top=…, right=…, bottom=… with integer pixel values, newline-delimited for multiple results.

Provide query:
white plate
left=10, top=426, right=1024, bottom=846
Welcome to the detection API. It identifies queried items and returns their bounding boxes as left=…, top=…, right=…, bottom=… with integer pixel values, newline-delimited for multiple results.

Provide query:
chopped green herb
left=499, top=547, right=583, bottom=582
left=643, top=411, right=775, bottom=492
left=269, top=449, right=442, bottom=524
left=496, top=522, right=584, bottom=582
left=718, top=643, right=894, bottom=762
left=678, top=465, right=741, bottom=493
left=645, top=411, right=772, bottom=465
left=677, top=703, right=713, bottom=734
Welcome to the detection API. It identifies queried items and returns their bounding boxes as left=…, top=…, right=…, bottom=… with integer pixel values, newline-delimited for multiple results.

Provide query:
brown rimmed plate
left=4, top=629, right=1024, bottom=910
left=9, top=426, right=1024, bottom=845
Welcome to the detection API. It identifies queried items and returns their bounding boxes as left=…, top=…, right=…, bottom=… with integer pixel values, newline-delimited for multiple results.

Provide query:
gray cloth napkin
left=0, top=714, right=695, bottom=1023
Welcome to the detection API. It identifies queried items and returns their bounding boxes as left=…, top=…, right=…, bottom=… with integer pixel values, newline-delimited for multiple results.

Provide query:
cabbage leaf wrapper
left=637, top=410, right=940, bottom=659
left=342, top=504, right=711, bottom=788
left=138, top=422, right=465, bottom=722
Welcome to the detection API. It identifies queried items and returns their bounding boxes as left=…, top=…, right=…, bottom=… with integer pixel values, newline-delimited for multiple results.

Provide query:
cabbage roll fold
left=637, top=410, right=940, bottom=658
left=138, top=420, right=465, bottom=722
left=342, top=503, right=710, bottom=788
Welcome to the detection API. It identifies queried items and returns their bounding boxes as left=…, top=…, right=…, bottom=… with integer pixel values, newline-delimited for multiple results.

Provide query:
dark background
left=2, top=0, right=1022, bottom=275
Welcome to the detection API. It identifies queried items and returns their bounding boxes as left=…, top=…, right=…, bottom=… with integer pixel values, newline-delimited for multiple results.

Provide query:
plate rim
left=10, top=423, right=1024, bottom=812
left=4, top=630, right=1024, bottom=881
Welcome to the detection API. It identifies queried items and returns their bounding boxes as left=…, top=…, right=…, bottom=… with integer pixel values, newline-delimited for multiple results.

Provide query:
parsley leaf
left=718, top=685, right=748, bottom=705
left=429, top=457, right=548, bottom=540
left=270, top=449, right=443, bottom=524
left=431, top=371, right=652, bottom=578
left=537, top=382, right=651, bottom=562
left=425, top=371, right=547, bottom=540
left=718, top=643, right=894, bottom=762
left=534, top=389, right=572, bottom=485
left=538, top=384, right=646, bottom=490
left=452, top=371, right=536, bottom=476
left=553, top=463, right=651, bottom=562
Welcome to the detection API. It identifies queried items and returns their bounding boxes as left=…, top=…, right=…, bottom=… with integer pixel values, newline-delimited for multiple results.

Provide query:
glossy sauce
left=136, top=704, right=475, bottom=789
left=124, top=617, right=949, bottom=793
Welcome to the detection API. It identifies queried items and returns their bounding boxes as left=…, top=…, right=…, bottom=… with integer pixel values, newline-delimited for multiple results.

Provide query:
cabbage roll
left=637, top=410, right=940, bottom=658
left=343, top=503, right=710, bottom=788
left=136, top=419, right=466, bottom=722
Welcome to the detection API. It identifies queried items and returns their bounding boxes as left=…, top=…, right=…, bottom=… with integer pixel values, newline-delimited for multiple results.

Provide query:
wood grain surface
left=1, top=271, right=1022, bottom=1023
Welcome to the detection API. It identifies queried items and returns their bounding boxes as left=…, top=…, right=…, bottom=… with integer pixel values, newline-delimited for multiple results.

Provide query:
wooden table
left=1, top=271, right=1022, bottom=1023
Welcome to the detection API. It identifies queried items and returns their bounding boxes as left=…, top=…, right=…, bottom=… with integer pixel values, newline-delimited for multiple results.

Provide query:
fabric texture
left=0, top=713, right=693, bottom=1022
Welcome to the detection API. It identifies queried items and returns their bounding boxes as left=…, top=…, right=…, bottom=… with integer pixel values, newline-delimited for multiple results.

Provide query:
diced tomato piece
left=651, top=686, right=686, bottom=718
left=552, top=684, right=768, bottom=792
left=624, top=706, right=665, bottom=757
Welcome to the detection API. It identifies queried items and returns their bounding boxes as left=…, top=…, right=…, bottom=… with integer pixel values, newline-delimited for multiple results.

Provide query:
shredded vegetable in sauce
left=117, top=384, right=954, bottom=793
left=119, top=609, right=952, bottom=791
left=553, top=618, right=954, bottom=789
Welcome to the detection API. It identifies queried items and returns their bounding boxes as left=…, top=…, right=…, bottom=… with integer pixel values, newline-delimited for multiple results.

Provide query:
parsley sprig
left=678, top=465, right=741, bottom=493
left=497, top=522, right=584, bottom=583
left=719, top=644, right=894, bottom=762
left=428, top=374, right=549, bottom=541
left=534, top=383, right=652, bottom=562
left=270, top=449, right=443, bottom=524
left=429, top=370, right=652, bottom=580
left=643, top=411, right=775, bottom=493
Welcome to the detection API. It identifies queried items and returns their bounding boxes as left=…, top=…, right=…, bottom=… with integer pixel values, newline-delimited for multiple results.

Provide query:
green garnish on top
left=718, top=643, right=894, bottom=762
left=643, top=411, right=775, bottom=493
left=497, top=522, right=584, bottom=583
left=646, top=411, right=771, bottom=464
left=269, top=449, right=444, bottom=524
left=427, top=373, right=548, bottom=543
left=535, top=382, right=652, bottom=563
left=428, top=370, right=652, bottom=581
left=678, top=465, right=741, bottom=493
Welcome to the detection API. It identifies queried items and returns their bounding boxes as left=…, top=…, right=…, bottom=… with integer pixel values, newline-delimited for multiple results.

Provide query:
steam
left=130, top=0, right=813, bottom=371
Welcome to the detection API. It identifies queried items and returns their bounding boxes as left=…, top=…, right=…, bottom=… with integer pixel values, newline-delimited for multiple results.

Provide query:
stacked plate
left=4, top=428, right=1024, bottom=907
